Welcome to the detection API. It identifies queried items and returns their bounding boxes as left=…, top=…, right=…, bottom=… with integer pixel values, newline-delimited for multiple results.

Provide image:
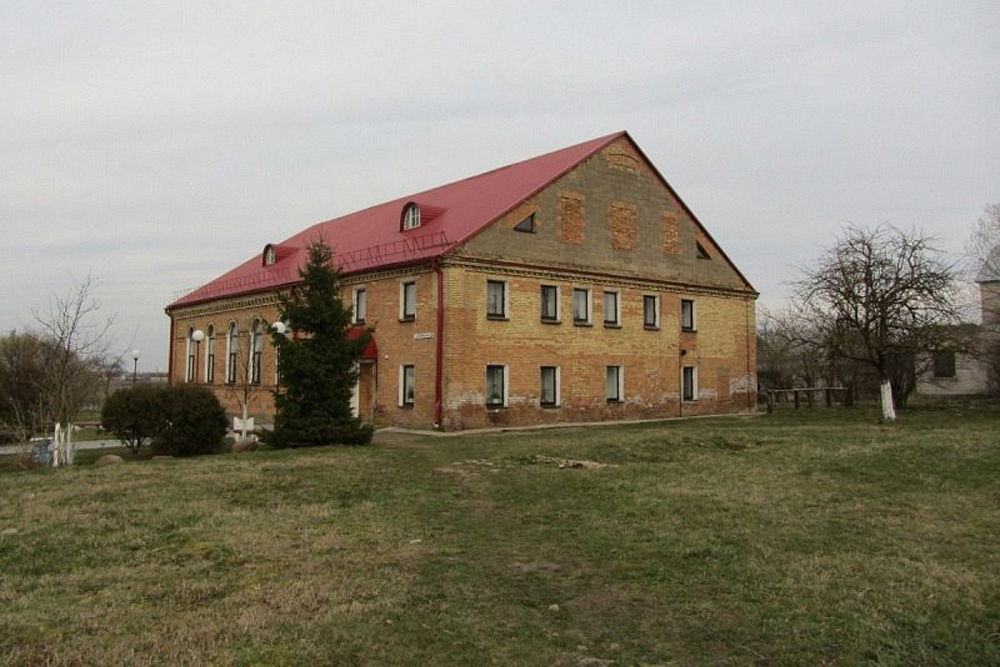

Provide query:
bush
left=264, top=418, right=373, bottom=449
left=100, top=385, right=166, bottom=457
left=151, top=385, right=228, bottom=457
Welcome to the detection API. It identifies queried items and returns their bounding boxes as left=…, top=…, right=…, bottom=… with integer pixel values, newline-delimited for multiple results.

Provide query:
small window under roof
left=513, top=214, right=536, bottom=233
left=263, top=244, right=277, bottom=266
left=402, top=203, right=421, bottom=231
left=696, top=241, right=711, bottom=259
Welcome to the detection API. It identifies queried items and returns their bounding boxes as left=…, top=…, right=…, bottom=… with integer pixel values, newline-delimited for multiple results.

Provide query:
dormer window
left=402, top=203, right=421, bottom=231
left=263, top=244, right=277, bottom=266
left=696, top=241, right=711, bottom=260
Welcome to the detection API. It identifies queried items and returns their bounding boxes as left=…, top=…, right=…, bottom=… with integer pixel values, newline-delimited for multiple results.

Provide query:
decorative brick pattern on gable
left=605, top=144, right=641, bottom=174
left=559, top=193, right=584, bottom=245
left=661, top=211, right=681, bottom=255
left=609, top=200, right=638, bottom=252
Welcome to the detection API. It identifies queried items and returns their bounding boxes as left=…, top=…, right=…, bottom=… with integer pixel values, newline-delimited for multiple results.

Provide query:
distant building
left=165, top=132, right=758, bottom=430
left=916, top=248, right=999, bottom=397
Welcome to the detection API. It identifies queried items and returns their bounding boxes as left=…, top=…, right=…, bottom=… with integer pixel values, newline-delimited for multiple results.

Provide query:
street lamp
left=272, top=321, right=288, bottom=391
left=192, top=329, right=205, bottom=383
left=131, top=349, right=141, bottom=387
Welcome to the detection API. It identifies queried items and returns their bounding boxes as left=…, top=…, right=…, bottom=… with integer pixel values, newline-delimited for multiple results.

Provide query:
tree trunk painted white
left=880, top=379, right=897, bottom=422
left=65, top=423, right=74, bottom=465
left=51, top=423, right=61, bottom=468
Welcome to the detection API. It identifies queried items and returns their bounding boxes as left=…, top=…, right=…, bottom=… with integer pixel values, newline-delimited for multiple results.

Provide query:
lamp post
left=272, top=321, right=287, bottom=392
left=192, top=329, right=205, bottom=383
left=131, top=349, right=141, bottom=387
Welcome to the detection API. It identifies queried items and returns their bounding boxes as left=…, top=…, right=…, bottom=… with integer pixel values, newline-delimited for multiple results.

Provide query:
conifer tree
left=266, top=238, right=373, bottom=447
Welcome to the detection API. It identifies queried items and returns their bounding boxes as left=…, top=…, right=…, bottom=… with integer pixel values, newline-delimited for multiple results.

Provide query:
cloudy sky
left=3, top=1, right=998, bottom=370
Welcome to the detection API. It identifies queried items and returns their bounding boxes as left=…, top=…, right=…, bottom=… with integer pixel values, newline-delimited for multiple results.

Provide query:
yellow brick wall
left=168, top=266, right=442, bottom=428
left=439, top=264, right=756, bottom=430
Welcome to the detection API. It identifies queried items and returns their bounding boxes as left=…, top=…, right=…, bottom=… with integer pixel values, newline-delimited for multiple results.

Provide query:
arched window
left=263, top=244, right=276, bottom=266
left=185, top=328, right=196, bottom=382
left=226, top=321, right=239, bottom=384
left=205, top=324, right=216, bottom=383
left=402, top=203, right=421, bottom=230
left=250, top=318, right=263, bottom=385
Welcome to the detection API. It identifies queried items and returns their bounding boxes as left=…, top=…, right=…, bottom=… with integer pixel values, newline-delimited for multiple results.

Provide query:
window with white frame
left=540, top=366, right=559, bottom=407
left=682, top=366, right=698, bottom=401
left=486, top=280, right=508, bottom=319
left=573, top=288, right=591, bottom=325
left=606, top=365, right=623, bottom=403
left=205, top=324, right=216, bottom=383
left=400, top=281, right=416, bottom=321
left=603, top=290, right=620, bottom=326
left=226, top=322, right=238, bottom=384
left=681, top=299, right=696, bottom=332
left=250, top=319, right=263, bottom=385
left=540, top=285, right=559, bottom=322
left=486, top=365, right=507, bottom=407
left=185, top=328, right=196, bottom=383
left=353, top=288, right=367, bottom=324
left=402, top=203, right=421, bottom=230
left=400, top=365, right=415, bottom=407
left=643, top=295, right=660, bottom=329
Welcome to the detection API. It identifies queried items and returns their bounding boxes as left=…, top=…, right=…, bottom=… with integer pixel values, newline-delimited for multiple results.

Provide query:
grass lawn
left=1, top=405, right=998, bottom=666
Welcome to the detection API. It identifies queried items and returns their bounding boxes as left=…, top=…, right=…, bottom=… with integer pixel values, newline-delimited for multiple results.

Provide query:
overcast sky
left=2, top=1, right=998, bottom=371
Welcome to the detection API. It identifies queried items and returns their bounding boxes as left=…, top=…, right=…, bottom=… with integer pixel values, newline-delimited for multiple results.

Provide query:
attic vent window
left=696, top=241, right=711, bottom=260
left=402, top=203, right=421, bottom=231
left=263, top=245, right=277, bottom=266
left=514, top=214, right=536, bottom=233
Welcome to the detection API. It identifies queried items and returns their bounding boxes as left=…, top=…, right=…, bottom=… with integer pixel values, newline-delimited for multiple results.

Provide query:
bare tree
left=32, top=275, right=113, bottom=465
left=794, top=224, right=962, bottom=421
left=0, top=332, right=53, bottom=462
left=222, top=318, right=270, bottom=442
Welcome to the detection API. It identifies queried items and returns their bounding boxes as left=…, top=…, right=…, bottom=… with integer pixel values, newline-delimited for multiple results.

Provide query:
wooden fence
left=765, top=387, right=851, bottom=413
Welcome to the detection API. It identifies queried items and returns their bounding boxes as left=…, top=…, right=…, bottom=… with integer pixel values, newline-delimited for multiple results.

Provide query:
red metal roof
left=168, top=132, right=624, bottom=309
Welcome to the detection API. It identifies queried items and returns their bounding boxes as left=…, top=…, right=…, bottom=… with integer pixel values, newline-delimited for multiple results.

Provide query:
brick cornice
left=443, top=255, right=758, bottom=299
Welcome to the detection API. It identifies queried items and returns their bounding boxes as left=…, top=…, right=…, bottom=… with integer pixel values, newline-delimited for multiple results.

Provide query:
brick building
left=166, top=132, right=758, bottom=430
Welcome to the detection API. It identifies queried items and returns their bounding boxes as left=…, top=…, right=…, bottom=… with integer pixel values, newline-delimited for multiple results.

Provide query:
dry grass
left=1, top=404, right=999, bottom=665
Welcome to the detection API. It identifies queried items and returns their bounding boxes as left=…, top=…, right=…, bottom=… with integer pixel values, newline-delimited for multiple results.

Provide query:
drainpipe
left=746, top=298, right=753, bottom=411
left=166, top=311, right=175, bottom=386
left=433, top=259, right=444, bottom=428
left=678, top=348, right=687, bottom=417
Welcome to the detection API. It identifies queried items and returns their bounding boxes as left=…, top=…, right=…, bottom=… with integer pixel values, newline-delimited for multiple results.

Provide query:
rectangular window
left=681, top=299, right=696, bottom=331
left=603, top=291, right=620, bottom=326
left=487, top=280, right=507, bottom=319
left=354, top=288, right=367, bottom=324
left=932, top=351, right=956, bottom=378
left=643, top=295, right=660, bottom=329
left=486, top=365, right=507, bottom=407
left=573, top=288, right=591, bottom=325
left=682, top=366, right=698, bottom=401
left=400, top=365, right=415, bottom=407
left=606, top=365, right=623, bottom=403
left=540, top=366, right=559, bottom=407
left=540, top=285, right=559, bottom=322
left=401, top=281, right=416, bottom=321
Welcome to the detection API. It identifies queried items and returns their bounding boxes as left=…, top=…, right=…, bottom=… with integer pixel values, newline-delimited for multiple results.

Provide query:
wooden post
left=767, top=391, right=774, bottom=413
left=793, top=390, right=800, bottom=410
left=825, top=388, right=832, bottom=407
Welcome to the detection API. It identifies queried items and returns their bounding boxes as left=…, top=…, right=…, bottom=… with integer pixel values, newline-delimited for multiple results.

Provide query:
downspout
left=167, top=311, right=175, bottom=386
left=746, top=298, right=753, bottom=411
left=433, top=259, right=444, bottom=429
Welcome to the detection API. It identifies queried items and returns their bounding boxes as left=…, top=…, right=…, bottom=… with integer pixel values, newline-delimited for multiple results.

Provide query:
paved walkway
left=374, top=410, right=762, bottom=439
left=0, top=439, right=121, bottom=457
